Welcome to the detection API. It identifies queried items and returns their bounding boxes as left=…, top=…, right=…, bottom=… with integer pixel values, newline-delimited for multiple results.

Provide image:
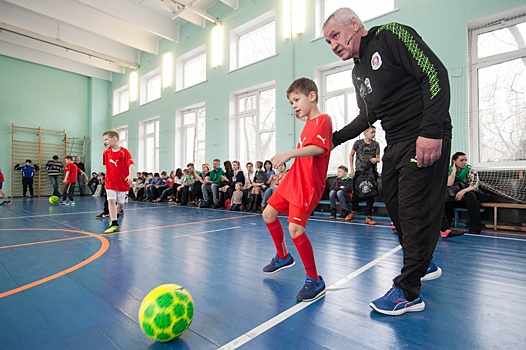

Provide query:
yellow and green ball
left=138, top=284, right=194, bottom=342
left=49, top=196, right=59, bottom=204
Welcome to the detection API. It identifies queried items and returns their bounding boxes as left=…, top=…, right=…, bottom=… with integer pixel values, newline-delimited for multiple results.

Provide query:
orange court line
left=0, top=235, right=92, bottom=250
left=0, top=228, right=109, bottom=299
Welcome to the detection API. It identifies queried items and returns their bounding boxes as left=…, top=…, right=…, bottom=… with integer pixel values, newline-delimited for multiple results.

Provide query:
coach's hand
left=415, top=136, right=442, bottom=167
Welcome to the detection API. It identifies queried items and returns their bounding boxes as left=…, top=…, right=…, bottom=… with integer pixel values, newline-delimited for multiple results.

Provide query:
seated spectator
left=245, top=160, right=266, bottom=212
left=260, top=162, right=287, bottom=211
left=87, top=172, right=99, bottom=195
left=156, top=170, right=179, bottom=202
left=178, top=163, right=200, bottom=205
left=192, top=163, right=210, bottom=203
left=131, top=178, right=145, bottom=201
left=92, top=172, right=105, bottom=197
left=262, top=160, right=276, bottom=193
left=441, top=152, right=483, bottom=237
left=144, top=172, right=160, bottom=201
left=229, top=182, right=244, bottom=211
left=329, top=165, right=353, bottom=219
left=202, top=159, right=226, bottom=208
left=242, top=162, right=255, bottom=207
left=151, top=171, right=169, bottom=200
left=219, top=160, right=245, bottom=205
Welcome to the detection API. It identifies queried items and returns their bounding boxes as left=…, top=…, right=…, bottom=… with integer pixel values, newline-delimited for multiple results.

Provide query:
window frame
left=140, top=117, right=160, bottom=172
left=230, top=10, right=276, bottom=71
left=176, top=45, right=207, bottom=91
left=112, top=86, right=129, bottom=116
left=115, top=126, right=128, bottom=150
left=176, top=104, right=206, bottom=167
left=469, top=13, right=526, bottom=169
left=139, top=68, right=161, bottom=105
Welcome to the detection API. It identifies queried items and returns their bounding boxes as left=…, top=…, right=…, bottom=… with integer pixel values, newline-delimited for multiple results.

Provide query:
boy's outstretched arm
left=271, top=145, right=325, bottom=168
left=126, top=164, right=135, bottom=185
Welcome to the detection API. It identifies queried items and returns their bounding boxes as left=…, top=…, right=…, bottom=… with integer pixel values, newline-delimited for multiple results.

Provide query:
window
left=176, top=105, right=206, bottom=167
left=470, top=14, right=526, bottom=168
left=140, top=69, right=161, bottom=105
left=230, top=11, right=276, bottom=70
left=176, top=46, right=206, bottom=91
left=140, top=118, right=159, bottom=172
left=316, top=0, right=395, bottom=37
left=319, top=64, right=386, bottom=174
left=116, top=127, right=128, bottom=150
left=233, top=85, right=276, bottom=167
left=112, top=86, right=129, bottom=115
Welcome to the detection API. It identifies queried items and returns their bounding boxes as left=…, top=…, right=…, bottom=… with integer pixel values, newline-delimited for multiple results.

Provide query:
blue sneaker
left=263, top=254, right=295, bottom=274
left=421, top=259, right=442, bottom=281
left=296, top=275, right=326, bottom=302
left=370, top=285, right=425, bottom=316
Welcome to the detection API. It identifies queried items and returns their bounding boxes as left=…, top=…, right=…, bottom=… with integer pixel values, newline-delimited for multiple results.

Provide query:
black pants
left=62, top=183, right=76, bottom=202
left=442, top=192, right=481, bottom=230
left=383, top=137, right=451, bottom=301
left=351, top=170, right=377, bottom=215
left=22, top=177, right=34, bottom=196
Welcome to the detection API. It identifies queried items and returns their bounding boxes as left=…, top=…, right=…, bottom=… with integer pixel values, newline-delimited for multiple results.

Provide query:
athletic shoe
left=262, top=254, right=296, bottom=274
left=95, top=212, right=109, bottom=219
left=329, top=208, right=337, bottom=219
left=345, top=211, right=356, bottom=221
left=1, top=200, right=11, bottom=205
left=441, top=229, right=464, bottom=238
left=370, top=285, right=425, bottom=316
left=339, top=210, right=349, bottom=220
left=421, top=259, right=442, bottom=281
left=70, top=201, right=75, bottom=206
left=296, top=275, right=326, bottom=302
left=117, top=210, right=124, bottom=217
left=61, top=201, right=66, bottom=205
left=366, top=216, right=376, bottom=225
left=104, top=225, right=120, bottom=234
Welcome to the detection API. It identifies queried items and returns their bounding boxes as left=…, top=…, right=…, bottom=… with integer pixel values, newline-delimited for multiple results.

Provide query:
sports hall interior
left=0, top=0, right=525, bottom=349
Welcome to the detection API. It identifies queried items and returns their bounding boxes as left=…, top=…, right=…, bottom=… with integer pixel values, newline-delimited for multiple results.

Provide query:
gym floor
left=1, top=197, right=525, bottom=349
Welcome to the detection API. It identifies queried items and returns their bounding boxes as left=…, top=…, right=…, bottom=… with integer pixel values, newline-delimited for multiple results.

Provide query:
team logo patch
left=371, top=52, right=382, bottom=70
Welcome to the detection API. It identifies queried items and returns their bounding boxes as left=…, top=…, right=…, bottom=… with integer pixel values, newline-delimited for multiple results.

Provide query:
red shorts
left=267, top=192, right=310, bottom=227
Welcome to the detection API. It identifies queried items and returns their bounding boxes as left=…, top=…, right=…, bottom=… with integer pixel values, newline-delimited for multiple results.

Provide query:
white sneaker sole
left=421, top=267, right=442, bottom=281
left=370, top=300, right=426, bottom=316
left=263, top=260, right=296, bottom=274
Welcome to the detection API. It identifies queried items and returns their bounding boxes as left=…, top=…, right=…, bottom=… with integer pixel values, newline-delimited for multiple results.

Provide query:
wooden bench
left=317, top=200, right=386, bottom=208
left=480, top=202, right=526, bottom=230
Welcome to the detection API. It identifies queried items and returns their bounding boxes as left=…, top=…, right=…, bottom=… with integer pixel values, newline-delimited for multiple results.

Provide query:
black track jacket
left=333, top=23, right=452, bottom=147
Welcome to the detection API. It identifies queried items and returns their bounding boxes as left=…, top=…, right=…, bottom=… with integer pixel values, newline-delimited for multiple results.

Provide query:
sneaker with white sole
left=296, top=275, right=326, bottom=302
left=104, top=225, right=120, bottom=234
left=370, top=285, right=425, bottom=316
left=421, top=259, right=442, bottom=281
left=262, top=254, right=295, bottom=274
left=95, top=212, right=109, bottom=219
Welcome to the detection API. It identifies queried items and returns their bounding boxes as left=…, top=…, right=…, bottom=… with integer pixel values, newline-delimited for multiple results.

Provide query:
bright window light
left=283, top=0, right=305, bottom=40
left=162, top=52, right=173, bottom=88
left=212, top=23, right=223, bottom=68
left=129, top=71, right=138, bottom=102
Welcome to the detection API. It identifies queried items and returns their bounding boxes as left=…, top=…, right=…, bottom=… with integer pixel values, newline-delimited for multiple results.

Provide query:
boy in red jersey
left=62, top=156, right=79, bottom=205
left=0, top=168, right=11, bottom=204
left=102, top=130, right=134, bottom=233
left=262, top=77, right=332, bottom=302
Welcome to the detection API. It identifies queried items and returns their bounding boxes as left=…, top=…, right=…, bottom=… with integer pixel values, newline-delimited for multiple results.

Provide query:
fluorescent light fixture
left=129, top=71, right=138, bottom=102
left=211, top=23, right=223, bottom=68
left=162, top=52, right=173, bottom=88
left=283, top=0, right=305, bottom=40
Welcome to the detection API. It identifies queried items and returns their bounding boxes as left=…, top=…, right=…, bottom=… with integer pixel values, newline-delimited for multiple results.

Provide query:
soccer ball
left=138, top=284, right=194, bottom=342
left=49, top=196, right=59, bottom=204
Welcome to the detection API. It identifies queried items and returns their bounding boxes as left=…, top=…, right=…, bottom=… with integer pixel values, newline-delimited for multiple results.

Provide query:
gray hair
left=322, top=7, right=364, bottom=31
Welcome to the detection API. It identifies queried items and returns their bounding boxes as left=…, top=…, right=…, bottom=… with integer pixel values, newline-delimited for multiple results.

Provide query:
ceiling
left=0, top=0, right=238, bottom=80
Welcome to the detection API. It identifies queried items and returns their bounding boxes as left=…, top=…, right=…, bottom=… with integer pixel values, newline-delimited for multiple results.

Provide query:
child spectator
left=61, top=156, right=78, bottom=205
left=230, top=182, right=244, bottom=211
left=87, top=172, right=99, bottom=195
left=261, top=77, right=332, bottom=302
left=14, top=159, right=39, bottom=198
left=0, top=168, right=11, bottom=204
left=102, top=130, right=134, bottom=233
left=328, top=165, right=353, bottom=219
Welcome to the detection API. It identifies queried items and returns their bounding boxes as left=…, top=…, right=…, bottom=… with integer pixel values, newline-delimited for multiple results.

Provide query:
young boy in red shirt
left=102, top=130, right=134, bottom=233
left=0, top=168, right=11, bottom=205
left=262, top=77, right=333, bottom=302
left=62, top=156, right=79, bottom=205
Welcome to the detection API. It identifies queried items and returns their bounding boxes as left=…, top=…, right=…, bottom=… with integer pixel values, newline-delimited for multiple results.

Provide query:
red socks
left=292, top=232, right=319, bottom=279
left=265, top=220, right=288, bottom=259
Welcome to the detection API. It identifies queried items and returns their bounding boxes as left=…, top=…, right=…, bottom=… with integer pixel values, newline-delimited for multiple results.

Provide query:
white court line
left=218, top=244, right=402, bottom=350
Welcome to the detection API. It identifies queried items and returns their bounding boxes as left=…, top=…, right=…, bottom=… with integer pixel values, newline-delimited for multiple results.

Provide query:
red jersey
left=65, top=162, right=78, bottom=183
left=274, top=114, right=333, bottom=213
left=103, top=147, right=134, bottom=192
left=0, top=172, right=4, bottom=183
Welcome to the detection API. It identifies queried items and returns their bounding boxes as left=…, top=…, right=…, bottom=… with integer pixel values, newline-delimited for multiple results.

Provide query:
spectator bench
left=479, top=202, right=526, bottom=231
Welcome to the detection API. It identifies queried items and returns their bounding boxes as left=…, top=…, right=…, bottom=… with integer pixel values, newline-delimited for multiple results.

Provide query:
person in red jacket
left=102, top=130, right=134, bottom=233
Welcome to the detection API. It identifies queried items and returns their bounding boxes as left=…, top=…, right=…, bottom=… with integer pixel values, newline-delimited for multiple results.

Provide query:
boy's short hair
left=92, top=172, right=97, bottom=176
left=187, top=163, right=194, bottom=168
left=25, top=159, right=32, bottom=163
left=52, top=155, right=59, bottom=160
left=65, top=156, right=73, bottom=161
left=154, top=172, right=160, bottom=177
left=102, top=130, right=119, bottom=139
left=286, top=77, right=319, bottom=103
left=338, top=165, right=348, bottom=172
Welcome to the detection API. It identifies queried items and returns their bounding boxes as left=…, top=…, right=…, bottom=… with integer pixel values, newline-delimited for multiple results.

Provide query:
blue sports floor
left=1, top=197, right=525, bottom=349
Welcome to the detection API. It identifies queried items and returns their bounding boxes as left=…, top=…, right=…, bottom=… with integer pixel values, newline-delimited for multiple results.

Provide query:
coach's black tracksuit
left=333, top=23, right=452, bottom=301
